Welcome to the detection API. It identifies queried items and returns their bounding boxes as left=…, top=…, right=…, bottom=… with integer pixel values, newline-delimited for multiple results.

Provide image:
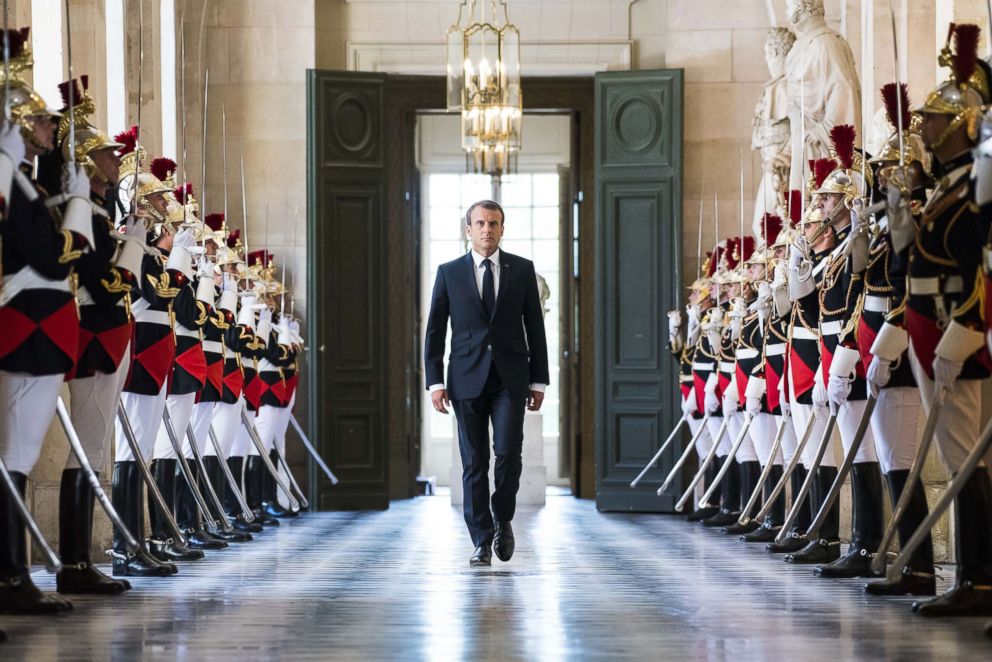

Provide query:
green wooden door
left=594, top=70, right=684, bottom=512
left=307, top=70, right=390, bottom=509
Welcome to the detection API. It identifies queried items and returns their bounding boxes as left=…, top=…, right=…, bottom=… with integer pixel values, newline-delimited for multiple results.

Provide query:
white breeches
left=727, top=410, right=759, bottom=463
left=749, top=412, right=785, bottom=466
left=837, top=399, right=878, bottom=464
left=67, top=353, right=130, bottom=471
left=211, top=402, right=241, bottom=459
left=0, top=372, right=62, bottom=474
left=689, top=416, right=713, bottom=457
left=152, top=393, right=196, bottom=460
left=115, top=385, right=167, bottom=462
left=188, top=402, right=216, bottom=458
left=869, top=386, right=921, bottom=473
left=706, top=415, right=732, bottom=456
left=790, top=401, right=838, bottom=468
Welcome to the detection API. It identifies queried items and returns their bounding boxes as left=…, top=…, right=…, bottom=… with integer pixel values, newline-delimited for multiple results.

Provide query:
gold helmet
left=815, top=125, right=872, bottom=204
left=56, top=76, right=123, bottom=181
left=917, top=23, right=992, bottom=146
left=0, top=28, right=61, bottom=148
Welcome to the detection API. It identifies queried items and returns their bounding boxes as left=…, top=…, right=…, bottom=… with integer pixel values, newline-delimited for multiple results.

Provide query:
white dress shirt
left=428, top=249, right=545, bottom=395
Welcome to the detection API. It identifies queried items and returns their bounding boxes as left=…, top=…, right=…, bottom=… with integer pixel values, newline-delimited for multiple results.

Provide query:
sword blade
left=242, top=405, right=301, bottom=510
left=56, top=397, right=140, bottom=552
left=290, top=413, right=339, bottom=485
left=806, top=396, right=876, bottom=540
left=116, top=401, right=189, bottom=546
left=738, top=415, right=787, bottom=525
left=872, top=387, right=945, bottom=574
left=207, top=424, right=255, bottom=522
left=185, top=423, right=233, bottom=532
left=755, top=409, right=818, bottom=520
left=773, top=410, right=837, bottom=544
left=674, top=416, right=729, bottom=511
left=658, top=411, right=711, bottom=495
left=631, top=414, right=687, bottom=488
left=699, top=413, right=754, bottom=507
left=161, top=407, right=219, bottom=530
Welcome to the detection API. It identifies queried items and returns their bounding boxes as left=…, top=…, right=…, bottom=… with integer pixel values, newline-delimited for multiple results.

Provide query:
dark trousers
left=451, top=363, right=526, bottom=547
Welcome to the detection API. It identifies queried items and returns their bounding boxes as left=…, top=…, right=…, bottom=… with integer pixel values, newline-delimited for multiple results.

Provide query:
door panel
left=308, top=71, right=389, bottom=509
left=594, top=70, right=683, bottom=512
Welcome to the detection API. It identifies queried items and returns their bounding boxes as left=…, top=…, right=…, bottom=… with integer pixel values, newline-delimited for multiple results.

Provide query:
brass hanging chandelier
left=445, top=0, right=522, bottom=178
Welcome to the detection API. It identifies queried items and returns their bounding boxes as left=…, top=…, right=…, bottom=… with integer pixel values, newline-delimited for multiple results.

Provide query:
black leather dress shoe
left=785, top=538, right=841, bottom=564
left=913, top=583, right=992, bottom=617
left=865, top=572, right=936, bottom=597
left=765, top=529, right=808, bottom=554
left=470, top=543, right=492, bottom=567
left=721, top=520, right=759, bottom=536
left=701, top=510, right=739, bottom=528
left=741, top=523, right=779, bottom=543
left=494, top=521, right=515, bottom=562
left=815, top=547, right=876, bottom=578
left=686, top=506, right=719, bottom=522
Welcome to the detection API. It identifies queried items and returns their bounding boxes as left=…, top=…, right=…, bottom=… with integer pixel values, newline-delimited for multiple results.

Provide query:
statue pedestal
left=449, top=411, right=547, bottom=507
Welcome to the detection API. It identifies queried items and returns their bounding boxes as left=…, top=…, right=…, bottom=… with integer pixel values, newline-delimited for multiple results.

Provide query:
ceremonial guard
left=42, top=76, right=137, bottom=594
left=862, top=83, right=936, bottom=597
left=0, top=28, right=92, bottom=613
left=895, top=24, right=992, bottom=616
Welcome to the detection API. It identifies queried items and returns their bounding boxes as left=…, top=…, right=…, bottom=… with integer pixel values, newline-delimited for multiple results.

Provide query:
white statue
left=751, top=27, right=796, bottom=234
left=535, top=273, right=551, bottom=316
left=785, top=0, right=862, bottom=191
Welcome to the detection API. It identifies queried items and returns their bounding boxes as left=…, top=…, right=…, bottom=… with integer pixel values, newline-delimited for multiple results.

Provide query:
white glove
left=237, top=294, right=258, bottom=327
left=667, top=310, right=683, bottom=351
left=123, top=214, right=147, bottom=244
left=222, top=272, right=238, bottom=291
left=811, top=379, right=829, bottom=409
left=745, top=396, right=761, bottom=417
left=781, top=400, right=791, bottom=416
left=0, top=120, right=26, bottom=165
left=788, top=238, right=805, bottom=271
left=681, top=393, right=698, bottom=417
left=256, top=307, right=273, bottom=340
left=827, top=374, right=852, bottom=407
left=173, top=227, right=198, bottom=250
left=704, top=389, right=721, bottom=414
left=933, top=356, right=964, bottom=391
left=866, top=356, right=891, bottom=398
left=686, top=304, right=702, bottom=345
left=197, top=257, right=214, bottom=279
left=289, top=319, right=303, bottom=345
left=64, top=163, right=91, bottom=198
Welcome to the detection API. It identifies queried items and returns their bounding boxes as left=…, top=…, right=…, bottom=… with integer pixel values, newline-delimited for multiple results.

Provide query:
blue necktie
left=482, top=258, right=495, bottom=319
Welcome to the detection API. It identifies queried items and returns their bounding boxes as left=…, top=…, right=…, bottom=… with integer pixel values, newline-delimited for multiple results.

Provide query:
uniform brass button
left=487, top=345, right=493, bottom=351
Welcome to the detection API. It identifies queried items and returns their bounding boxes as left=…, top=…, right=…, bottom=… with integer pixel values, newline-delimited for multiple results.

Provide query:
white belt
left=820, top=320, right=843, bottom=336
left=77, top=286, right=94, bottom=307
left=131, top=297, right=150, bottom=315
left=0, top=266, right=70, bottom=306
left=985, top=246, right=992, bottom=272
left=135, top=309, right=170, bottom=326
left=175, top=324, right=198, bottom=339
left=691, top=362, right=714, bottom=371
left=719, top=361, right=736, bottom=372
left=203, top=340, right=223, bottom=354
left=258, top=359, right=280, bottom=373
left=735, top=348, right=759, bottom=360
left=792, top=327, right=818, bottom=340
left=766, top=343, right=786, bottom=356
left=910, top=276, right=963, bottom=295
left=863, top=295, right=890, bottom=313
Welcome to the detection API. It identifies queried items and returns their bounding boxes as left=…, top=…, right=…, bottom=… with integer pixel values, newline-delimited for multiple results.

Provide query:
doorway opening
left=416, top=113, right=572, bottom=496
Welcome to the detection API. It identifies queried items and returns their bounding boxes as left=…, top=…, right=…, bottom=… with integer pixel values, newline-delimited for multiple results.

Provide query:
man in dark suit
left=425, top=200, right=550, bottom=566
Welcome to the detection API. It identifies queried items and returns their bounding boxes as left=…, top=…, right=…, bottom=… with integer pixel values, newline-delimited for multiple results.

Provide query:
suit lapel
left=462, top=252, right=488, bottom=320
left=493, top=252, right=512, bottom=319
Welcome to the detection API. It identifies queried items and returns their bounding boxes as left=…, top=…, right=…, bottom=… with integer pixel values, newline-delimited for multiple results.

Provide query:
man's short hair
left=465, top=199, right=505, bottom=226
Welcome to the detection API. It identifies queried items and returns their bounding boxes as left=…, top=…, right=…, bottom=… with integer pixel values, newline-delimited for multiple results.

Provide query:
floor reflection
left=0, top=496, right=988, bottom=660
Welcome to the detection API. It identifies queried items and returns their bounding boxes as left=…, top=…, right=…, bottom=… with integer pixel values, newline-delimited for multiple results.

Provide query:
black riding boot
left=786, top=465, right=841, bottom=564
left=767, top=465, right=810, bottom=553
left=0, top=472, right=73, bottom=614
left=56, top=469, right=130, bottom=594
left=147, top=459, right=204, bottom=562
left=110, top=462, right=176, bottom=576
left=263, top=449, right=294, bottom=518
left=702, top=456, right=740, bottom=527
left=687, top=460, right=720, bottom=522
left=743, top=464, right=784, bottom=542
left=914, top=470, right=992, bottom=616
left=203, top=456, right=254, bottom=542
left=177, top=462, right=228, bottom=550
left=246, top=455, right=278, bottom=526
left=224, top=456, right=263, bottom=533
left=817, top=462, right=884, bottom=577
left=866, top=469, right=936, bottom=596
left=722, top=461, right=761, bottom=535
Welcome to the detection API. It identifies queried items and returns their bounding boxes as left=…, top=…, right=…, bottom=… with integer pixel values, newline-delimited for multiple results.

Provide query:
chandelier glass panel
left=446, top=0, right=522, bottom=177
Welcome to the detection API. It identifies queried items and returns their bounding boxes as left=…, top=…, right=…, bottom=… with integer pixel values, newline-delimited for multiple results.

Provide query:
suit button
left=487, top=345, right=493, bottom=352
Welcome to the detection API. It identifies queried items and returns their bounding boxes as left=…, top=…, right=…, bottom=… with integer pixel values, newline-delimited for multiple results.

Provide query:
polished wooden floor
left=1, top=495, right=989, bottom=660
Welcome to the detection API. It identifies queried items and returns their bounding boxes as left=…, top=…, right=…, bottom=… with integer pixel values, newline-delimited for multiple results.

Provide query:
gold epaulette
left=58, top=230, right=82, bottom=264
left=100, top=267, right=131, bottom=294
left=211, top=310, right=229, bottom=330
left=194, top=301, right=208, bottom=327
left=148, top=271, right=180, bottom=298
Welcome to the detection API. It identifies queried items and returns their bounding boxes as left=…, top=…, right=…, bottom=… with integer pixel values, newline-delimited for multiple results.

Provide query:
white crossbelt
left=820, top=320, right=843, bottom=336
left=792, top=327, right=818, bottom=341
left=134, top=309, right=170, bottom=326
left=863, top=295, right=890, bottom=313
left=691, top=362, right=714, bottom=371
left=719, top=361, right=736, bottom=372
left=258, top=359, right=280, bottom=373
left=0, top=266, right=71, bottom=306
left=766, top=343, right=786, bottom=356
left=175, top=324, right=199, bottom=339
left=203, top=340, right=223, bottom=354
left=735, top=348, right=759, bottom=360
left=910, top=276, right=963, bottom=295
